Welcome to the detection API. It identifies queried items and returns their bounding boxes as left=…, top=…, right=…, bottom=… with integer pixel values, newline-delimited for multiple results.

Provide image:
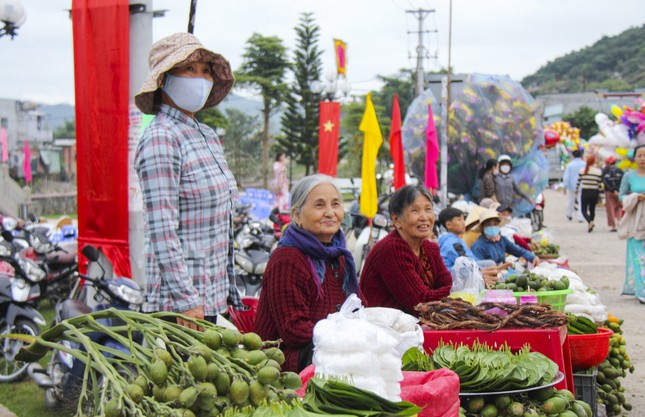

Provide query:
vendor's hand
left=480, top=266, right=499, bottom=288
left=638, top=194, right=645, bottom=202
left=498, top=261, right=513, bottom=271
left=529, top=198, right=535, bottom=205
left=177, top=305, right=204, bottom=331
left=532, top=257, right=541, bottom=266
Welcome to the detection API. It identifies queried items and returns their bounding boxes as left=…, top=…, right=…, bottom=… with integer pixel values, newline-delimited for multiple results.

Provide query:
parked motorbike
left=0, top=230, right=47, bottom=383
left=234, top=224, right=271, bottom=297
left=530, top=192, right=545, bottom=231
left=19, top=227, right=79, bottom=305
left=28, top=244, right=145, bottom=410
left=268, top=207, right=291, bottom=240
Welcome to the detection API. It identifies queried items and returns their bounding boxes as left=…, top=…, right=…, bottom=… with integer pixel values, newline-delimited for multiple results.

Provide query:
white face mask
left=499, top=164, right=511, bottom=174
left=163, top=74, right=213, bottom=113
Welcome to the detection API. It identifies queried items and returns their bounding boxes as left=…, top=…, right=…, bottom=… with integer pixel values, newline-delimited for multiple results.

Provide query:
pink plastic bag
left=401, top=369, right=460, bottom=417
left=297, top=365, right=461, bottom=417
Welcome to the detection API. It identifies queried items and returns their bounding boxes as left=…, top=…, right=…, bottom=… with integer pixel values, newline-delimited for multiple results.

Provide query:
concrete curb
left=0, top=404, right=17, bottom=417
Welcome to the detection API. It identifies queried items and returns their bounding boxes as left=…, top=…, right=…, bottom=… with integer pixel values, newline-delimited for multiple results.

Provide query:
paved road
left=543, top=188, right=644, bottom=413
left=0, top=404, right=15, bottom=417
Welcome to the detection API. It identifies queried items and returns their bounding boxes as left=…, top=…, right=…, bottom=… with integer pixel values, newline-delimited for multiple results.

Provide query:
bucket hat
left=477, top=209, right=509, bottom=232
left=464, top=205, right=487, bottom=230
left=134, top=33, right=235, bottom=115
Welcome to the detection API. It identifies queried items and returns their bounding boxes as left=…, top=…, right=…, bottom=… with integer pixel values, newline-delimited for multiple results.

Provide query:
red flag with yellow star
left=318, top=101, right=341, bottom=176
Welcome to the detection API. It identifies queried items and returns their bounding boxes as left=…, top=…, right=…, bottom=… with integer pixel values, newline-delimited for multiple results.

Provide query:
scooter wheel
left=0, top=319, right=41, bottom=382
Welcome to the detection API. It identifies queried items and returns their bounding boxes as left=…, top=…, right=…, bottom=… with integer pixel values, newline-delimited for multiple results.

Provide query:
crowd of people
left=133, top=33, right=645, bottom=374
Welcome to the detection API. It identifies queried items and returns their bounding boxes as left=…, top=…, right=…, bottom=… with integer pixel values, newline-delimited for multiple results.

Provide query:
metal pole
left=440, top=0, right=453, bottom=207
left=187, top=0, right=197, bottom=34
left=415, top=9, right=424, bottom=97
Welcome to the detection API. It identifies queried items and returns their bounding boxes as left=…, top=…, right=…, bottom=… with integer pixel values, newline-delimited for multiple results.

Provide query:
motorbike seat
left=59, top=299, right=92, bottom=320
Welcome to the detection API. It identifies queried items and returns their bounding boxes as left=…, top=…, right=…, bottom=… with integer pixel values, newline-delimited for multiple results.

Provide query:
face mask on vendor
left=483, top=226, right=501, bottom=238
left=499, top=164, right=511, bottom=174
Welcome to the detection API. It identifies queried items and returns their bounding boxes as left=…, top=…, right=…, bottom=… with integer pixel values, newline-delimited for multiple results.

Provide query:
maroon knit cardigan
left=359, top=229, right=453, bottom=316
left=254, top=246, right=355, bottom=372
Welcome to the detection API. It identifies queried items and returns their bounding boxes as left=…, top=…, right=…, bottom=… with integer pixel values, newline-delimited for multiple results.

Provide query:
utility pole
left=407, top=8, right=436, bottom=97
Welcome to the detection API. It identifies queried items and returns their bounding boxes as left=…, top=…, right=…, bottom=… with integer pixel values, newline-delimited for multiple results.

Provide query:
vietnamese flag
left=318, top=101, right=341, bottom=177
left=425, top=105, right=439, bottom=190
left=389, top=94, right=405, bottom=190
left=359, top=94, right=383, bottom=219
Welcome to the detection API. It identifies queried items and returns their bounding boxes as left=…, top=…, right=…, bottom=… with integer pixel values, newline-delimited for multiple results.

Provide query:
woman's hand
left=638, top=193, right=645, bottom=202
left=177, top=305, right=205, bottom=330
left=480, top=266, right=499, bottom=288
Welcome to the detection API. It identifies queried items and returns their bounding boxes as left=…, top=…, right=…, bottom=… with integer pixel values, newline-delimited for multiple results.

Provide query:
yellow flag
left=359, top=94, right=383, bottom=218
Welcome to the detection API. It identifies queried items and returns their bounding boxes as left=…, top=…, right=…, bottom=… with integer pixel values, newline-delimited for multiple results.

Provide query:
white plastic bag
left=451, top=257, right=485, bottom=303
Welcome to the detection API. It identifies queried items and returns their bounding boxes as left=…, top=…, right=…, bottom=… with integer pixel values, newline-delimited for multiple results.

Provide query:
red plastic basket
left=228, top=296, right=259, bottom=334
left=568, top=327, right=613, bottom=371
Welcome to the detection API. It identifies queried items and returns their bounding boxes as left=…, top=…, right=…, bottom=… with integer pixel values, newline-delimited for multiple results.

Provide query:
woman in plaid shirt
left=134, top=33, right=241, bottom=329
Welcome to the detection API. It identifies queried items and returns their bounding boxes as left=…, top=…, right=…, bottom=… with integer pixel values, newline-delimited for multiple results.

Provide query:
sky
left=1, top=0, right=644, bottom=105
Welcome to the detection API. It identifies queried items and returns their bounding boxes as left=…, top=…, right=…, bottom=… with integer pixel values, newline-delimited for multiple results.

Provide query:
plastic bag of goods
left=450, top=256, right=485, bottom=304
left=548, top=268, right=608, bottom=322
left=312, top=294, right=404, bottom=401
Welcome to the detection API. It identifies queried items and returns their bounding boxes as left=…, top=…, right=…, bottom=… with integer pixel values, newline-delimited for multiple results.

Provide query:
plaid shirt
left=135, top=104, right=241, bottom=316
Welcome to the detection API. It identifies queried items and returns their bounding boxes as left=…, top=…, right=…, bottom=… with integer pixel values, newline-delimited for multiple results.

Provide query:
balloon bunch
left=547, top=121, right=581, bottom=150
left=401, top=74, right=548, bottom=210
left=611, top=101, right=645, bottom=144
left=401, top=88, right=441, bottom=185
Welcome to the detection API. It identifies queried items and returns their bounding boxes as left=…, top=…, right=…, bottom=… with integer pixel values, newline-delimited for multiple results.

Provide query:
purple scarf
left=277, top=224, right=358, bottom=297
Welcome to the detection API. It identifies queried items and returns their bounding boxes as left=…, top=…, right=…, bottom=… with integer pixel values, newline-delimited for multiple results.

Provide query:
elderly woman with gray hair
left=360, top=185, right=453, bottom=316
left=254, top=174, right=361, bottom=372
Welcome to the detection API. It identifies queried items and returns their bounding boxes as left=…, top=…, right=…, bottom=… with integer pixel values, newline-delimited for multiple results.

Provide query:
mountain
left=521, top=24, right=645, bottom=95
left=38, top=93, right=282, bottom=134
left=39, top=103, right=75, bottom=131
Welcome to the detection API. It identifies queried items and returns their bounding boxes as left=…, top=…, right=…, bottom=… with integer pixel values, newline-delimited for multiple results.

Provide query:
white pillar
left=128, top=0, right=153, bottom=287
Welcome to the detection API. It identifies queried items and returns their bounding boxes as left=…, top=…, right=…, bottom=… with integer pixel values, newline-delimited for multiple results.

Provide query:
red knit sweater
left=254, top=246, right=352, bottom=372
left=359, top=230, right=453, bottom=316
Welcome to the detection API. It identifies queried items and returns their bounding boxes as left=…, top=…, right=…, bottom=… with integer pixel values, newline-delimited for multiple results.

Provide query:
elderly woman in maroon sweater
left=254, top=175, right=360, bottom=372
left=360, top=185, right=452, bottom=315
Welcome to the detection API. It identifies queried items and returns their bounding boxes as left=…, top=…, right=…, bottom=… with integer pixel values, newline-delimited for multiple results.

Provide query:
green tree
left=236, top=33, right=290, bottom=188
left=221, top=108, right=263, bottom=187
left=563, top=105, right=599, bottom=140
left=53, top=120, right=75, bottom=139
left=195, top=107, right=228, bottom=131
left=275, top=12, right=323, bottom=176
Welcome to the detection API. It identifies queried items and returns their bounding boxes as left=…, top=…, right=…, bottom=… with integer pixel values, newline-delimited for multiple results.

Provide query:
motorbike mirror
left=1, top=230, right=14, bottom=242
left=81, top=245, right=100, bottom=262
left=28, top=213, right=37, bottom=222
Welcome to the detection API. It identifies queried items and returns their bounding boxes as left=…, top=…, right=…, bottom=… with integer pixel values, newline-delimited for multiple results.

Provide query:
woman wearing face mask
left=495, top=155, right=534, bottom=208
left=134, top=33, right=241, bottom=329
left=471, top=210, right=539, bottom=266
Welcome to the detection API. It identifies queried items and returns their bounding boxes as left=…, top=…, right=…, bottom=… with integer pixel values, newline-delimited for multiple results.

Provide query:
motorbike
left=28, top=244, right=145, bottom=410
left=234, top=218, right=272, bottom=297
left=19, top=227, right=79, bottom=305
left=0, top=230, right=47, bottom=383
left=268, top=207, right=291, bottom=240
left=530, top=192, right=546, bottom=231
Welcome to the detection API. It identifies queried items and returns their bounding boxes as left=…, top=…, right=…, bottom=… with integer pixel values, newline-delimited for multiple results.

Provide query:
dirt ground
left=542, top=188, right=643, bottom=414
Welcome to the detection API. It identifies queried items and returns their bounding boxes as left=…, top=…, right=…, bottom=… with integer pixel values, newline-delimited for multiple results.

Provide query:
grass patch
left=0, top=302, right=72, bottom=417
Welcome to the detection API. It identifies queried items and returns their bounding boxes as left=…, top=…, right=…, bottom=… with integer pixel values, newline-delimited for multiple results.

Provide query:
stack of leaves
left=302, top=378, right=421, bottom=417
left=402, top=341, right=559, bottom=393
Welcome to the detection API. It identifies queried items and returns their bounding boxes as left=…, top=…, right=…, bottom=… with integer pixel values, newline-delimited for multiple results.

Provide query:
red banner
left=318, top=101, right=341, bottom=177
left=72, top=0, right=131, bottom=277
left=389, top=94, right=406, bottom=190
